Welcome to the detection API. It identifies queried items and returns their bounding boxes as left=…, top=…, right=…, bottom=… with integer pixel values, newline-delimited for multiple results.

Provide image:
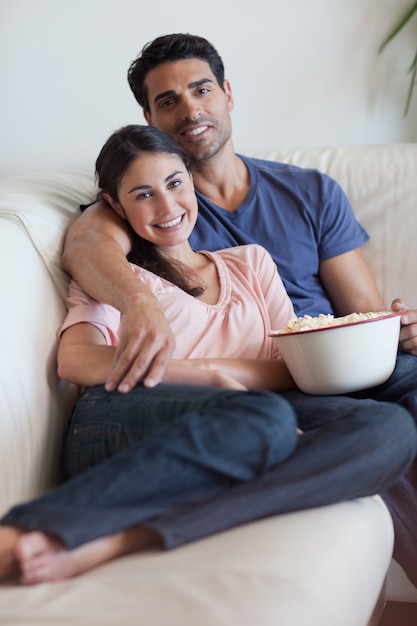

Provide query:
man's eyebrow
left=153, top=78, right=214, bottom=105
left=128, top=171, right=183, bottom=194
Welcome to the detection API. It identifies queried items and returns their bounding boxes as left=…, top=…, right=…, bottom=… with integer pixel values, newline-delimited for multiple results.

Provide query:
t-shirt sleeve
left=318, top=173, right=369, bottom=261
left=247, top=245, right=295, bottom=359
left=59, top=280, right=121, bottom=345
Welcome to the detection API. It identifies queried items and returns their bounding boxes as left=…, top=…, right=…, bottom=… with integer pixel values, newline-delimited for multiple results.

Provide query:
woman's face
left=113, top=152, right=198, bottom=249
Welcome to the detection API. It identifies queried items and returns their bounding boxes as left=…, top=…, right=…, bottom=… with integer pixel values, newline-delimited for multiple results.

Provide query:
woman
left=0, top=126, right=414, bottom=585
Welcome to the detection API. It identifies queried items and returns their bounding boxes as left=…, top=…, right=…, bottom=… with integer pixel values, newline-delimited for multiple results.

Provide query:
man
left=63, top=34, right=417, bottom=583
left=63, top=34, right=417, bottom=392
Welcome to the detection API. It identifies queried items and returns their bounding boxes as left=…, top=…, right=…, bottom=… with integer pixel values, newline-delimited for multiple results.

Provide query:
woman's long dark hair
left=95, top=125, right=205, bottom=296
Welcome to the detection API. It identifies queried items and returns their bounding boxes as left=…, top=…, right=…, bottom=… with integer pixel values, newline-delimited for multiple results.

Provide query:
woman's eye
left=136, top=191, right=150, bottom=200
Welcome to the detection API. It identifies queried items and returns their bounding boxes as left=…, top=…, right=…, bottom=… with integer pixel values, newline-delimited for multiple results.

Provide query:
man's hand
left=391, top=298, right=417, bottom=356
left=105, top=297, right=175, bottom=393
left=61, top=201, right=176, bottom=391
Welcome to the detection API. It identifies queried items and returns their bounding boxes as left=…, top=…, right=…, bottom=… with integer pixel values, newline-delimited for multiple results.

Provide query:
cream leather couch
left=0, top=144, right=416, bottom=625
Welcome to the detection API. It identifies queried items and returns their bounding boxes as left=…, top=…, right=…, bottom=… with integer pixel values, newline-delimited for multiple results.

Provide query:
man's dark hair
left=127, top=34, right=225, bottom=113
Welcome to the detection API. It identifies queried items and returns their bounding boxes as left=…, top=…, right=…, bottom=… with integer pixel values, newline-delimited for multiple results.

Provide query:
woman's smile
left=153, top=213, right=185, bottom=230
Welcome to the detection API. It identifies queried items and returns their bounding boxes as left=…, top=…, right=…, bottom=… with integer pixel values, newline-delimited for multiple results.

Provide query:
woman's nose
left=156, top=192, right=175, bottom=213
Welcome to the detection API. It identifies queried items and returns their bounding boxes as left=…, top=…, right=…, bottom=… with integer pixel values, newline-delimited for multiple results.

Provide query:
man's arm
left=62, top=201, right=175, bottom=392
left=58, top=324, right=245, bottom=391
left=320, top=249, right=417, bottom=355
left=319, top=248, right=386, bottom=315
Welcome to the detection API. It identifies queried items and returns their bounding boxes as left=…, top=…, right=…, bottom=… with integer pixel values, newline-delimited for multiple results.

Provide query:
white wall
left=1, top=0, right=416, bottom=176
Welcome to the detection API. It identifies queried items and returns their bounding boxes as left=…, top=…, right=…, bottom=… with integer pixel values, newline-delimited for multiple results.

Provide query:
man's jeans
left=368, top=352, right=417, bottom=587
left=1, top=380, right=415, bottom=550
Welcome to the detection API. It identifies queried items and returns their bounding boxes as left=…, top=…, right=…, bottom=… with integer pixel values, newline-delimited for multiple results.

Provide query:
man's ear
left=223, top=79, right=234, bottom=112
left=102, top=193, right=126, bottom=220
left=144, top=110, right=152, bottom=126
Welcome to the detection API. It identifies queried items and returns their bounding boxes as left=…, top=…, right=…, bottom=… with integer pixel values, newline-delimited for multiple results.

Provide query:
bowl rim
left=269, top=310, right=402, bottom=338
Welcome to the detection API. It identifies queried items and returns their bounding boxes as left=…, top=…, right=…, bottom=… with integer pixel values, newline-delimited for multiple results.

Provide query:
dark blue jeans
left=1, top=380, right=415, bottom=550
left=367, top=352, right=417, bottom=587
left=282, top=352, right=417, bottom=587
left=1, top=385, right=297, bottom=547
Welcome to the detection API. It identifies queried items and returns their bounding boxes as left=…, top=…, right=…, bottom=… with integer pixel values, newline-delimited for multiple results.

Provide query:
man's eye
left=160, top=98, right=175, bottom=108
left=198, top=87, right=209, bottom=95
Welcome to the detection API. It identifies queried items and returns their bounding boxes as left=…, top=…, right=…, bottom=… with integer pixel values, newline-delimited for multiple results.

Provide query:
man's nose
left=179, top=96, right=201, bottom=121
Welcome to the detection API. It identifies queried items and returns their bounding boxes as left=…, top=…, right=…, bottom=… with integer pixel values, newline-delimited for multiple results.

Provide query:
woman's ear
left=102, top=193, right=126, bottom=220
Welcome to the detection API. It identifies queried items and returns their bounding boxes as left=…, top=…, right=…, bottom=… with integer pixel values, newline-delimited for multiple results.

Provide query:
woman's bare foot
left=0, top=526, right=22, bottom=580
left=15, top=526, right=161, bottom=585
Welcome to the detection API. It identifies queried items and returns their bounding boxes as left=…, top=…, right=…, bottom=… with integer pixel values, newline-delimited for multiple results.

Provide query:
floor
left=379, top=601, right=417, bottom=626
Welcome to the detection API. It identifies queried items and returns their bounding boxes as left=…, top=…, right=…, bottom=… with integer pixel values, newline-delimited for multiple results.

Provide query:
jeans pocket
left=62, top=420, right=126, bottom=479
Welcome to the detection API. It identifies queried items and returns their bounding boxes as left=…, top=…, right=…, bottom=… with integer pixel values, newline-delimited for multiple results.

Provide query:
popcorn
left=271, top=311, right=394, bottom=334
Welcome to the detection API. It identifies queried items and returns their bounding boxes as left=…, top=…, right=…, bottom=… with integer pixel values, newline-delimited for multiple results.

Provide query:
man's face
left=143, top=58, right=234, bottom=164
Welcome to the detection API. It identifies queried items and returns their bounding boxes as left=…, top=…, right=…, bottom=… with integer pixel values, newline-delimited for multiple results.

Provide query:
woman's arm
left=57, top=324, right=248, bottom=391
left=185, top=358, right=296, bottom=392
left=57, top=323, right=116, bottom=386
left=62, top=201, right=175, bottom=391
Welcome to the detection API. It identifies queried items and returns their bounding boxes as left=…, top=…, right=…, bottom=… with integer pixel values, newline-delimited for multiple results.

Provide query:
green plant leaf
left=404, top=48, right=417, bottom=116
left=379, top=1, right=417, bottom=53
left=379, top=2, right=417, bottom=116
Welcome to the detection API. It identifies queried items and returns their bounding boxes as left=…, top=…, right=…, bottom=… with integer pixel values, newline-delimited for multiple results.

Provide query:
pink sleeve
left=250, top=246, right=295, bottom=358
left=59, top=280, right=121, bottom=345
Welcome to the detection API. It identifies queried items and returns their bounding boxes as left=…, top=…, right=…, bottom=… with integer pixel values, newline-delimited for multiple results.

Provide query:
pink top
left=60, top=244, right=294, bottom=360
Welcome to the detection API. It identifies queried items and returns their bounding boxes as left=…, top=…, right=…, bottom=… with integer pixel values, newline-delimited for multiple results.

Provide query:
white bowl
left=269, top=311, right=401, bottom=395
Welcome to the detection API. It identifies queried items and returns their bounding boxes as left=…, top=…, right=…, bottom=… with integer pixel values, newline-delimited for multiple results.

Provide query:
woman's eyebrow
left=128, top=171, right=183, bottom=194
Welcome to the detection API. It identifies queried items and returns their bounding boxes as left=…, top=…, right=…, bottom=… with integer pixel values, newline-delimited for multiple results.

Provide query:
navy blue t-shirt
left=189, top=155, right=369, bottom=316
